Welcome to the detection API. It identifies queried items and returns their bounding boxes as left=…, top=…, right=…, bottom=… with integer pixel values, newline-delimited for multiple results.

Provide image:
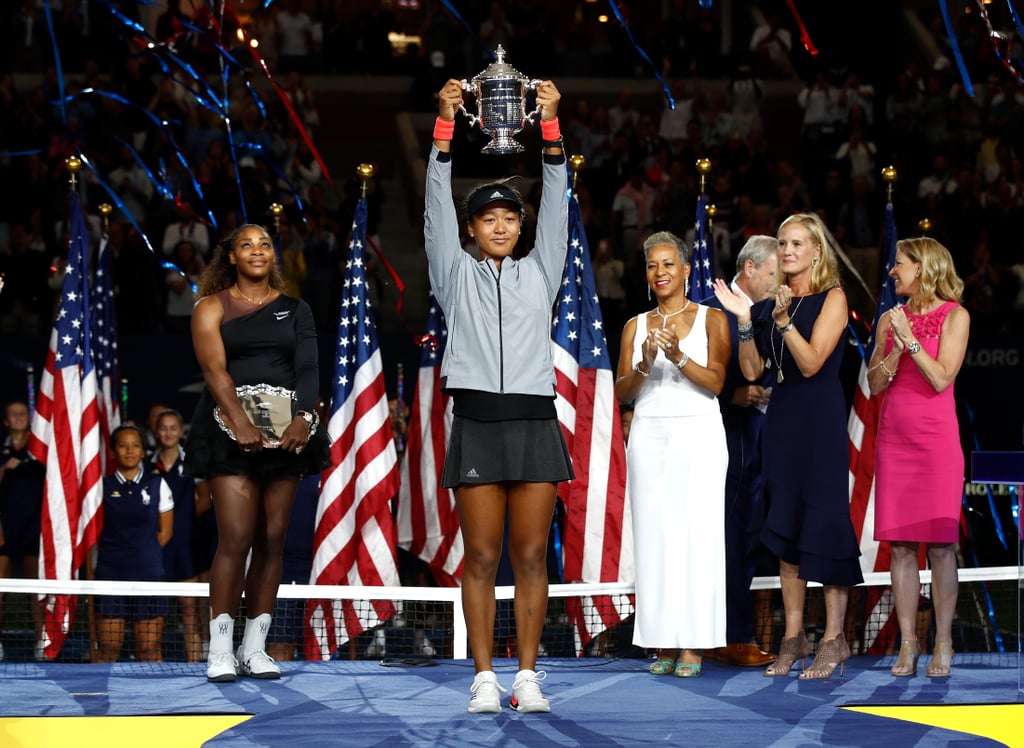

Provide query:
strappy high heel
left=799, top=633, right=851, bottom=680
left=927, top=640, right=954, bottom=677
left=764, top=632, right=809, bottom=677
left=891, top=639, right=920, bottom=677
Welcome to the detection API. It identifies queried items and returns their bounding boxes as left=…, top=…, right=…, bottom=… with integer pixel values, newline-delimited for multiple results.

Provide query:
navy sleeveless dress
left=754, top=290, right=862, bottom=586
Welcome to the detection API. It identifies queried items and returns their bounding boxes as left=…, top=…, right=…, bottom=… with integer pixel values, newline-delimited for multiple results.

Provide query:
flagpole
left=65, top=154, right=100, bottom=663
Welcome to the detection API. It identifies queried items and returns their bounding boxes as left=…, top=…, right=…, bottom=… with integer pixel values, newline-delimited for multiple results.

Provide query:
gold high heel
left=764, top=632, right=809, bottom=677
left=891, top=639, right=920, bottom=676
left=799, top=633, right=851, bottom=680
left=927, top=640, right=954, bottom=677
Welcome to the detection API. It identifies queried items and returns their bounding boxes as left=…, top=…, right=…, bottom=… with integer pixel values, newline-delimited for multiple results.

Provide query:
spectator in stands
left=275, top=0, right=313, bottom=75
left=106, top=144, right=155, bottom=227
left=0, top=400, right=45, bottom=661
left=478, top=1, right=515, bottom=61
left=162, top=202, right=212, bottom=260
left=869, top=237, right=969, bottom=678
left=94, top=424, right=174, bottom=663
left=426, top=78, right=569, bottom=714
left=148, top=409, right=203, bottom=662
left=615, top=231, right=729, bottom=678
left=608, top=87, right=641, bottom=139
left=164, top=240, right=204, bottom=334
left=749, top=13, right=794, bottom=79
left=713, top=213, right=863, bottom=679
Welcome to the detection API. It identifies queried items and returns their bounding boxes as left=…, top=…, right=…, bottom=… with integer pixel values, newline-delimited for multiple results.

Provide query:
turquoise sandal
left=648, top=658, right=676, bottom=675
left=674, top=661, right=702, bottom=678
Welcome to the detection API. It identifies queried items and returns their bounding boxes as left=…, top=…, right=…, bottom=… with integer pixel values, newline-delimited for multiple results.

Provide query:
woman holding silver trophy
left=425, top=74, right=571, bottom=714
left=186, top=223, right=329, bottom=683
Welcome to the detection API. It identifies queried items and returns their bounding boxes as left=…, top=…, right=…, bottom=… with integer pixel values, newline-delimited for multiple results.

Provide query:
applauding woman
left=615, top=231, right=730, bottom=679
left=869, top=237, right=969, bottom=677
left=713, top=213, right=863, bottom=679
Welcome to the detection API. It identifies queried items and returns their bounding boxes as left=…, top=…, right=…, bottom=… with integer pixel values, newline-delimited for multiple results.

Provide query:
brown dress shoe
left=718, top=642, right=777, bottom=666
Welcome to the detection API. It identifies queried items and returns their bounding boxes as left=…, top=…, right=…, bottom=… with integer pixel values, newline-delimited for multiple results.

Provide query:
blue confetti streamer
left=605, top=1, right=675, bottom=109
left=938, top=0, right=976, bottom=97
left=42, top=1, right=66, bottom=125
left=1007, top=1, right=1024, bottom=40
left=439, top=0, right=496, bottom=62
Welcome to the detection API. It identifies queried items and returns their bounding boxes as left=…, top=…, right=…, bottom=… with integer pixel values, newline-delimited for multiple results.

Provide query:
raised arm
left=531, top=81, right=569, bottom=302
left=712, top=278, right=765, bottom=381
left=424, top=79, right=466, bottom=304
left=778, top=286, right=847, bottom=378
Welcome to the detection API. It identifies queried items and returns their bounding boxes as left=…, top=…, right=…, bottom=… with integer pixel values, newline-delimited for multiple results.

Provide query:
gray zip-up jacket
left=424, top=145, right=568, bottom=396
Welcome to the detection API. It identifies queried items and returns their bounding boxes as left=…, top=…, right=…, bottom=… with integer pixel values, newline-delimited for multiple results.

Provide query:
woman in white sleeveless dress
left=615, top=231, right=730, bottom=677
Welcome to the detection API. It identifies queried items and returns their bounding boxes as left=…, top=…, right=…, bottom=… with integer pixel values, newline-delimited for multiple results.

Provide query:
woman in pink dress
left=869, top=237, right=970, bottom=678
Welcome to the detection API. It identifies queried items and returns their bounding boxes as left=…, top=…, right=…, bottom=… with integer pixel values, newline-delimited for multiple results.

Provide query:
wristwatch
left=296, top=409, right=319, bottom=434
left=906, top=340, right=922, bottom=355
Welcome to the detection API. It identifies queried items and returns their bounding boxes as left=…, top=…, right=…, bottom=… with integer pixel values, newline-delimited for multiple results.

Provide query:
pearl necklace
left=653, top=299, right=691, bottom=329
left=769, top=296, right=804, bottom=384
left=233, top=284, right=271, bottom=305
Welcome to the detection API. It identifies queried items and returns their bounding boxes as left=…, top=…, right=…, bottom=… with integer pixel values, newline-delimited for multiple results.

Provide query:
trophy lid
left=472, top=44, right=527, bottom=82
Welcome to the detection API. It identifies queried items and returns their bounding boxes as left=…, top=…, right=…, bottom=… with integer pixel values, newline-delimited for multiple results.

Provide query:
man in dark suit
left=702, top=235, right=779, bottom=666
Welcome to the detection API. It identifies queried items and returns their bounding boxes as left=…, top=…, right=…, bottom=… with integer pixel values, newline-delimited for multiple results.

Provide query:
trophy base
left=480, top=130, right=525, bottom=155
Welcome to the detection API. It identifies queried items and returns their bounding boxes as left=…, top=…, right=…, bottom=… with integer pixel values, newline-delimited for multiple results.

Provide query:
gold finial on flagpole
left=357, top=163, right=375, bottom=200
left=268, top=203, right=284, bottom=235
left=569, top=154, right=585, bottom=194
left=706, top=203, right=717, bottom=230
left=918, top=218, right=932, bottom=235
left=98, top=203, right=113, bottom=234
left=881, top=165, right=897, bottom=204
left=696, top=158, right=712, bottom=195
left=66, top=155, right=82, bottom=189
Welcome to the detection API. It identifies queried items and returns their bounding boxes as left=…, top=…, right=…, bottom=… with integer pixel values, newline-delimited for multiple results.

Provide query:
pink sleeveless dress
left=874, top=301, right=964, bottom=543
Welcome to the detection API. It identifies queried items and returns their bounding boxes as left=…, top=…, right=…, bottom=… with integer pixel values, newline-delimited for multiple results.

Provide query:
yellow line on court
left=843, top=704, right=1024, bottom=748
left=0, top=714, right=252, bottom=748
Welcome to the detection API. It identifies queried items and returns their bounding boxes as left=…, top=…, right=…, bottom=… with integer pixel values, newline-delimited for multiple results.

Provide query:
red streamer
left=785, top=0, right=819, bottom=57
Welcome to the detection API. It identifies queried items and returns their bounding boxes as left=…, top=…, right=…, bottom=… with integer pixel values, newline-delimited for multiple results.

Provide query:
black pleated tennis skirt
left=441, top=415, right=575, bottom=488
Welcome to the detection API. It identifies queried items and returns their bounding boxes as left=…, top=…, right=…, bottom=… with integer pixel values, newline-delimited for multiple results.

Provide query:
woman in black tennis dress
left=186, top=223, right=328, bottom=682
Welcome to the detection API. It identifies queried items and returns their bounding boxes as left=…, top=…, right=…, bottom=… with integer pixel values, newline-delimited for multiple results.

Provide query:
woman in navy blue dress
left=94, top=424, right=174, bottom=663
left=714, top=213, right=862, bottom=679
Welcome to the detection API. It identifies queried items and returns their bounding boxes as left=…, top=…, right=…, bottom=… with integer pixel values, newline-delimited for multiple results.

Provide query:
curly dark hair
left=196, top=223, right=285, bottom=298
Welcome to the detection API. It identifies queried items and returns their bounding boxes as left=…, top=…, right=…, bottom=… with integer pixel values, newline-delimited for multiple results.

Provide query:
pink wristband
left=433, top=117, right=455, bottom=141
left=540, top=117, right=561, bottom=141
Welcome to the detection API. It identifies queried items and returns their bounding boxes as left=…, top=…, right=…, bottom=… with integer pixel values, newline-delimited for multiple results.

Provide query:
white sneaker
left=237, top=648, right=281, bottom=679
left=0, top=642, right=5, bottom=661
left=510, top=669, right=550, bottom=713
left=34, top=641, right=46, bottom=661
left=467, top=670, right=505, bottom=714
left=206, top=651, right=239, bottom=683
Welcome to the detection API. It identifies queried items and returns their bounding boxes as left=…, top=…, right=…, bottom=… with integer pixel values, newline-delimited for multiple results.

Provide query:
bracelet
left=676, top=353, right=689, bottom=370
left=878, top=361, right=897, bottom=382
left=737, top=321, right=753, bottom=342
left=540, top=117, right=561, bottom=141
left=542, top=137, right=564, bottom=149
left=433, top=117, right=455, bottom=141
left=906, top=340, right=922, bottom=355
left=634, top=363, right=650, bottom=377
left=777, top=322, right=794, bottom=334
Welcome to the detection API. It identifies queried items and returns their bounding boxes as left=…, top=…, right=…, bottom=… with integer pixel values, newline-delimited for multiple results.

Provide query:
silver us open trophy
left=459, top=45, right=542, bottom=154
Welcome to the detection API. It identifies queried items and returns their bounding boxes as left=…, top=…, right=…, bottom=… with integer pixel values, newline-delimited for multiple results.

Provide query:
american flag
left=396, top=296, right=463, bottom=586
left=305, top=196, right=401, bottom=660
left=553, top=181, right=634, bottom=654
left=688, top=194, right=715, bottom=302
left=847, top=201, right=901, bottom=654
left=28, top=190, right=103, bottom=659
left=90, top=229, right=121, bottom=478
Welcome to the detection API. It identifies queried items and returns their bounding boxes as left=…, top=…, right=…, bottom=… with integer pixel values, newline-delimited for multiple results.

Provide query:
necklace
left=769, top=296, right=804, bottom=384
left=233, top=284, right=271, bottom=305
left=653, top=299, right=691, bottom=329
